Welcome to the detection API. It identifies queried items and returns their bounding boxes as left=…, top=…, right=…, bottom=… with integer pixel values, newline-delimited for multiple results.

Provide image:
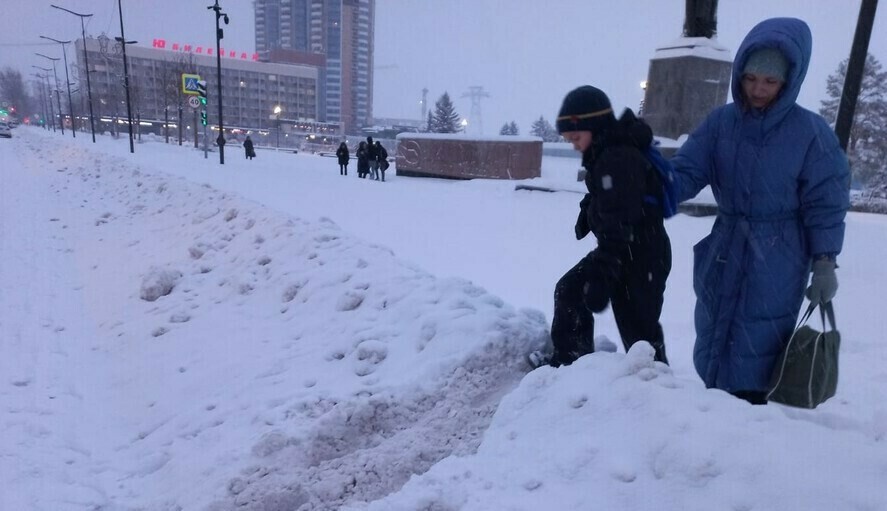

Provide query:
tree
left=499, top=121, right=519, bottom=135
left=425, top=111, right=433, bottom=133
left=158, top=52, right=197, bottom=142
left=529, top=115, right=560, bottom=142
left=0, top=67, right=33, bottom=119
left=819, top=53, right=887, bottom=186
left=428, top=92, right=461, bottom=133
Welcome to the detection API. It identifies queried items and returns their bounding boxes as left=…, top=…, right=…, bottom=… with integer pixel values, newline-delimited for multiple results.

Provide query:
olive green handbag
left=767, top=302, right=840, bottom=409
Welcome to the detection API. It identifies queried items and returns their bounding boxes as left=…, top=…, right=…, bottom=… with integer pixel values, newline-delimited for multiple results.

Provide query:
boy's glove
left=805, top=258, right=838, bottom=305
left=575, top=194, right=591, bottom=240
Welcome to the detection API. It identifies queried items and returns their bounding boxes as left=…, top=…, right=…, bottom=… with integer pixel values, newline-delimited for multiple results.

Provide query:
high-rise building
left=255, top=0, right=374, bottom=135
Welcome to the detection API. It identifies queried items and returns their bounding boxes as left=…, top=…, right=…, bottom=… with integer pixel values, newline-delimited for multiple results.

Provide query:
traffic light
left=200, top=110, right=207, bottom=126
left=197, top=80, right=207, bottom=106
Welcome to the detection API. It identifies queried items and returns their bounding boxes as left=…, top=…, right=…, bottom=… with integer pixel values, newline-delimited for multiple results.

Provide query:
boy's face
left=741, top=72, right=784, bottom=109
left=561, top=131, right=593, bottom=153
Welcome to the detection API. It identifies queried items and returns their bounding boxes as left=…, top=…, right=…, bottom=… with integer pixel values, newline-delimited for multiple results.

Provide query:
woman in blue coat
left=671, top=18, right=850, bottom=404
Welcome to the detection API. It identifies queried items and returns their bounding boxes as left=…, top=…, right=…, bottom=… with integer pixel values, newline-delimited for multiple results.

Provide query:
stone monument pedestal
left=642, top=37, right=732, bottom=141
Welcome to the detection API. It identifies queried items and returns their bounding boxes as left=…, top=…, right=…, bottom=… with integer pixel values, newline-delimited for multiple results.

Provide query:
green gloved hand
left=805, top=258, right=838, bottom=305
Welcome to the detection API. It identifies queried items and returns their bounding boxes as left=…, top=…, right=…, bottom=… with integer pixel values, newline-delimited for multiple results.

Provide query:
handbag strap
left=796, top=303, right=816, bottom=329
left=819, top=301, right=837, bottom=332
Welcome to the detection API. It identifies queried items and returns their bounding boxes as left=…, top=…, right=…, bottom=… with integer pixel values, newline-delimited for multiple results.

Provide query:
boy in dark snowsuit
left=545, top=85, right=671, bottom=367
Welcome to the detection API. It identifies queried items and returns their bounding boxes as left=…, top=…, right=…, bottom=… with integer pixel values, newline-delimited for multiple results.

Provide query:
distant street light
left=273, top=105, right=282, bottom=149
left=40, top=35, right=76, bottom=138
left=51, top=4, right=97, bottom=143
left=461, top=118, right=469, bottom=132
left=32, top=65, right=57, bottom=132
left=35, top=53, right=65, bottom=135
left=30, top=71, right=51, bottom=130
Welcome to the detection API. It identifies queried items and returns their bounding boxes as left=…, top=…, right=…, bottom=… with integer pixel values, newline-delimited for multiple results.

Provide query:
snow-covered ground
left=2, top=127, right=885, bottom=511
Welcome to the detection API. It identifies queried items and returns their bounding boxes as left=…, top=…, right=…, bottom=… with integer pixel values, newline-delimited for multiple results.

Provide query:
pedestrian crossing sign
left=182, top=74, right=201, bottom=95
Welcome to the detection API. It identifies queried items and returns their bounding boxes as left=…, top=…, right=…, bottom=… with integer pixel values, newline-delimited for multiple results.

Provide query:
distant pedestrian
left=244, top=135, right=256, bottom=160
left=366, top=136, right=378, bottom=180
left=356, top=141, right=370, bottom=179
left=336, top=141, right=350, bottom=175
left=375, top=141, right=389, bottom=181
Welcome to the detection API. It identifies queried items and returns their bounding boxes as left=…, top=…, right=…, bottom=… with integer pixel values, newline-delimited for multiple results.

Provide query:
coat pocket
left=693, top=232, right=724, bottom=310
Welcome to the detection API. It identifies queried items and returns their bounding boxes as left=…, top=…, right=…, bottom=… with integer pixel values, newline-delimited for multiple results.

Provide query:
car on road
left=0, top=121, right=12, bottom=138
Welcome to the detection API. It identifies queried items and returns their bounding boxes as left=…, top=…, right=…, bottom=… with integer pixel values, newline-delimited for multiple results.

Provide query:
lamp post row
left=36, top=1, right=230, bottom=163
left=39, top=35, right=75, bottom=139
left=34, top=53, right=64, bottom=136
left=50, top=4, right=96, bottom=143
left=31, top=68, right=55, bottom=132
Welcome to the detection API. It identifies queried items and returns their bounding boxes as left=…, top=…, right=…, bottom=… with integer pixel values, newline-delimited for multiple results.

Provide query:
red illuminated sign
left=152, top=39, right=258, bottom=61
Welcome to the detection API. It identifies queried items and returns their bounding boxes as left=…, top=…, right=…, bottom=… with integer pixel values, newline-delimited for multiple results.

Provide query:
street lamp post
left=32, top=65, right=57, bottom=132
left=35, top=53, right=64, bottom=135
left=40, top=36, right=76, bottom=138
left=273, top=105, right=282, bottom=149
left=51, top=5, right=96, bottom=143
left=116, top=0, right=136, bottom=153
left=31, top=73, right=49, bottom=129
left=115, top=35, right=137, bottom=153
left=208, top=0, right=229, bottom=165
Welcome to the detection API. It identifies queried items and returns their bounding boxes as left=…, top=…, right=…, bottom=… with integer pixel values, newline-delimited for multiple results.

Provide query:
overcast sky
left=2, top=1, right=885, bottom=134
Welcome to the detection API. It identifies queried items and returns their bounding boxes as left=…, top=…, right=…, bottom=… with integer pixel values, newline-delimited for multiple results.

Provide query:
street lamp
left=30, top=72, right=50, bottom=130
left=208, top=0, right=230, bottom=164
left=32, top=65, right=57, bottom=132
left=40, top=36, right=76, bottom=138
left=460, top=118, right=469, bottom=132
left=35, top=53, right=65, bottom=135
left=273, top=105, right=282, bottom=149
left=51, top=5, right=96, bottom=143
left=115, top=35, right=137, bottom=153
left=116, top=0, right=136, bottom=153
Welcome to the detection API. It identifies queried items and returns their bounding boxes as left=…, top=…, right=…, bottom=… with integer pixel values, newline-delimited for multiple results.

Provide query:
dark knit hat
left=743, top=48, right=788, bottom=81
left=556, top=85, right=616, bottom=134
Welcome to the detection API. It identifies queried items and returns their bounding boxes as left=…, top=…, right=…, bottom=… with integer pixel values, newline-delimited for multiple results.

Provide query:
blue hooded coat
left=671, top=18, right=850, bottom=392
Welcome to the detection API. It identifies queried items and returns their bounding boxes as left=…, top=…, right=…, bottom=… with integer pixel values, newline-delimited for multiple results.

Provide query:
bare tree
left=0, top=67, right=33, bottom=117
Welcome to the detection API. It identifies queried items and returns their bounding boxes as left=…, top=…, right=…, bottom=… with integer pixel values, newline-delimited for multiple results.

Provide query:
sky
left=2, top=125, right=887, bottom=510
left=2, top=1, right=886, bottom=135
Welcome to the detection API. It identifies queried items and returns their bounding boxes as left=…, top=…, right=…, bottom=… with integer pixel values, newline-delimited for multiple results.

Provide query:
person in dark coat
left=543, top=85, right=671, bottom=368
left=336, top=141, right=350, bottom=175
left=244, top=135, right=255, bottom=160
left=356, top=141, right=369, bottom=178
left=374, top=141, right=389, bottom=182
left=671, top=18, right=850, bottom=405
left=366, top=136, right=378, bottom=180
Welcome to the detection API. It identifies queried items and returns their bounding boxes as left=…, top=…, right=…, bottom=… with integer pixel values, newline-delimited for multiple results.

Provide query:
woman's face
left=741, top=73, right=784, bottom=109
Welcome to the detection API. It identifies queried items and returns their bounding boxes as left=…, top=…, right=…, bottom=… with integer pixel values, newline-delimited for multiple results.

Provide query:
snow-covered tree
left=819, top=54, right=887, bottom=186
left=499, top=121, right=519, bottom=135
left=425, top=111, right=433, bottom=133
left=429, top=92, right=461, bottom=133
left=529, top=115, right=561, bottom=142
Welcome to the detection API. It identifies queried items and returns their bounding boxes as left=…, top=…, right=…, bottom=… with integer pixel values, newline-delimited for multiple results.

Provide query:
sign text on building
left=152, top=39, right=259, bottom=61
